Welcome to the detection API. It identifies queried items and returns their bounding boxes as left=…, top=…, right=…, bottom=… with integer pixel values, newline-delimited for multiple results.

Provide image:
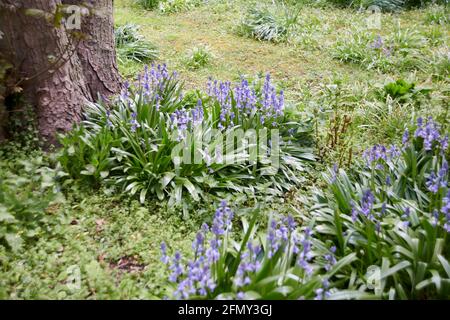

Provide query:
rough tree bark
left=0, top=0, right=121, bottom=145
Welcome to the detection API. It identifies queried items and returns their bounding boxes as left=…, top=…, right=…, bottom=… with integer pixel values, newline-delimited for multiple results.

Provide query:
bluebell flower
left=192, top=231, right=205, bottom=256
left=324, top=246, right=337, bottom=271
left=121, top=81, right=130, bottom=101
left=169, top=251, right=184, bottom=283
left=351, top=201, right=358, bottom=223
left=442, top=190, right=450, bottom=216
left=415, top=117, right=442, bottom=151
left=360, top=189, right=375, bottom=218
left=401, top=208, right=410, bottom=228
left=315, top=278, right=331, bottom=300
left=370, top=35, right=384, bottom=50
left=381, top=202, right=387, bottom=215
left=160, top=242, right=169, bottom=264
left=402, top=128, right=409, bottom=145
left=211, top=200, right=234, bottom=236
left=130, top=111, right=140, bottom=132
left=297, top=227, right=314, bottom=275
left=106, top=110, right=113, bottom=128
left=426, top=161, right=448, bottom=194
left=385, top=175, right=391, bottom=186
left=440, top=135, right=449, bottom=151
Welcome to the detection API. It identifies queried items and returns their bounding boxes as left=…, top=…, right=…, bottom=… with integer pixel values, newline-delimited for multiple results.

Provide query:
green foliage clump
left=0, top=154, right=61, bottom=252
left=332, top=29, right=431, bottom=73
left=161, top=116, right=450, bottom=300
left=184, top=46, right=213, bottom=70
left=237, top=4, right=300, bottom=42
left=308, top=116, right=450, bottom=299
left=382, top=79, right=431, bottom=103
left=115, top=23, right=158, bottom=64
left=326, top=0, right=446, bottom=11
left=161, top=202, right=362, bottom=299
left=135, top=0, right=160, bottom=10
left=59, top=65, right=314, bottom=207
left=159, top=0, right=204, bottom=14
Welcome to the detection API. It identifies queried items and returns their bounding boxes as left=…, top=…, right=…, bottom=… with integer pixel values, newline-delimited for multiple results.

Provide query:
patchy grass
left=114, top=0, right=448, bottom=153
left=0, top=190, right=197, bottom=299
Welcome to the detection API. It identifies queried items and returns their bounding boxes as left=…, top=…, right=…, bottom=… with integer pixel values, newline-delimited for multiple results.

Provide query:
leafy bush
left=0, top=155, right=60, bottom=252
left=115, top=24, right=158, bottom=64
left=162, top=116, right=450, bottom=300
left=59, top=65, right=314, bottom=206
left=424, top=4, right=450, bottom=25
left=159, top=0, right=204, bottom=14
left=135, top=0, right=204, bottom=13
left=161, top=201, right=362, bottom=299
left=332, top=29, right=429, bottom=73
left=381, top=79, right=431, bottom=104
left=135, top=0, right=160, bottom=10
left=184, top=46, right=213, bottom=70
left=308, top=116, right=450, bottom=299
left=237, top=4, right=300, bottom=42
left=327, top=0, right=445, bottom=11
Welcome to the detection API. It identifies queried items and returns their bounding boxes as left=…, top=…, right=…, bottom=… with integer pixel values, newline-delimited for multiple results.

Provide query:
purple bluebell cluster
left=168, top=251, right=184, bottom=283
left=161, top=201, right=327, bottom=299
left=119, top=64, right=179, bottom=121
left=370, top=35, right=384, bottom=50
left=442, top=191, right=450, bottom=232
left=169, top=100, right=204, bottom=141
left=120, top=64, right=174, bottom=104
left=324, top=246, right=337, bottom=271
left=139, top=64, right=171, bottom=101
left=297, top=227, right=314, bottom=275
left=130, top=112, right=140, bottom=132
left=207, top=74, right=284, bottom=129
left=369, top=35, right=392, bottom=57
left=432, top=191, right=450, bottom=232
left=351, top=189, right=376, bottom=222
left=161, top=201, right=235, bottom=299
left=402, top=128, right=409, bottom=145
left=266, top=214, right=297, bottom=258
left=211, top=200, right=234, bottom=236
left=314, top=278, right=331, bottom=300
left=234, top=241, right=262, bottom=288
left=426, top=160, right=448, bottom=194
left=401, top=207, right=411, bottom=228
left=414, top=117, right=448, bottom=152
left=362, top=144, right=400, bottom=169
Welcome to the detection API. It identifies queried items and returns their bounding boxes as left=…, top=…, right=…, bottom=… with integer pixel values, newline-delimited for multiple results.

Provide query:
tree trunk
left=62, top=0, right=121, bottom=100
left=0, top=0, right=121, bottom=146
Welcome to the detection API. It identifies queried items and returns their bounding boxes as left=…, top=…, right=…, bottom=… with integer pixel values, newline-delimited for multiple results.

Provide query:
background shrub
left=115, top=23, right=158, bottom=64
left=237, top=4, right=301, bottom=42
left=0, top=154, right=60, bottom=252
left=184, top=46, right=213, bottom=70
